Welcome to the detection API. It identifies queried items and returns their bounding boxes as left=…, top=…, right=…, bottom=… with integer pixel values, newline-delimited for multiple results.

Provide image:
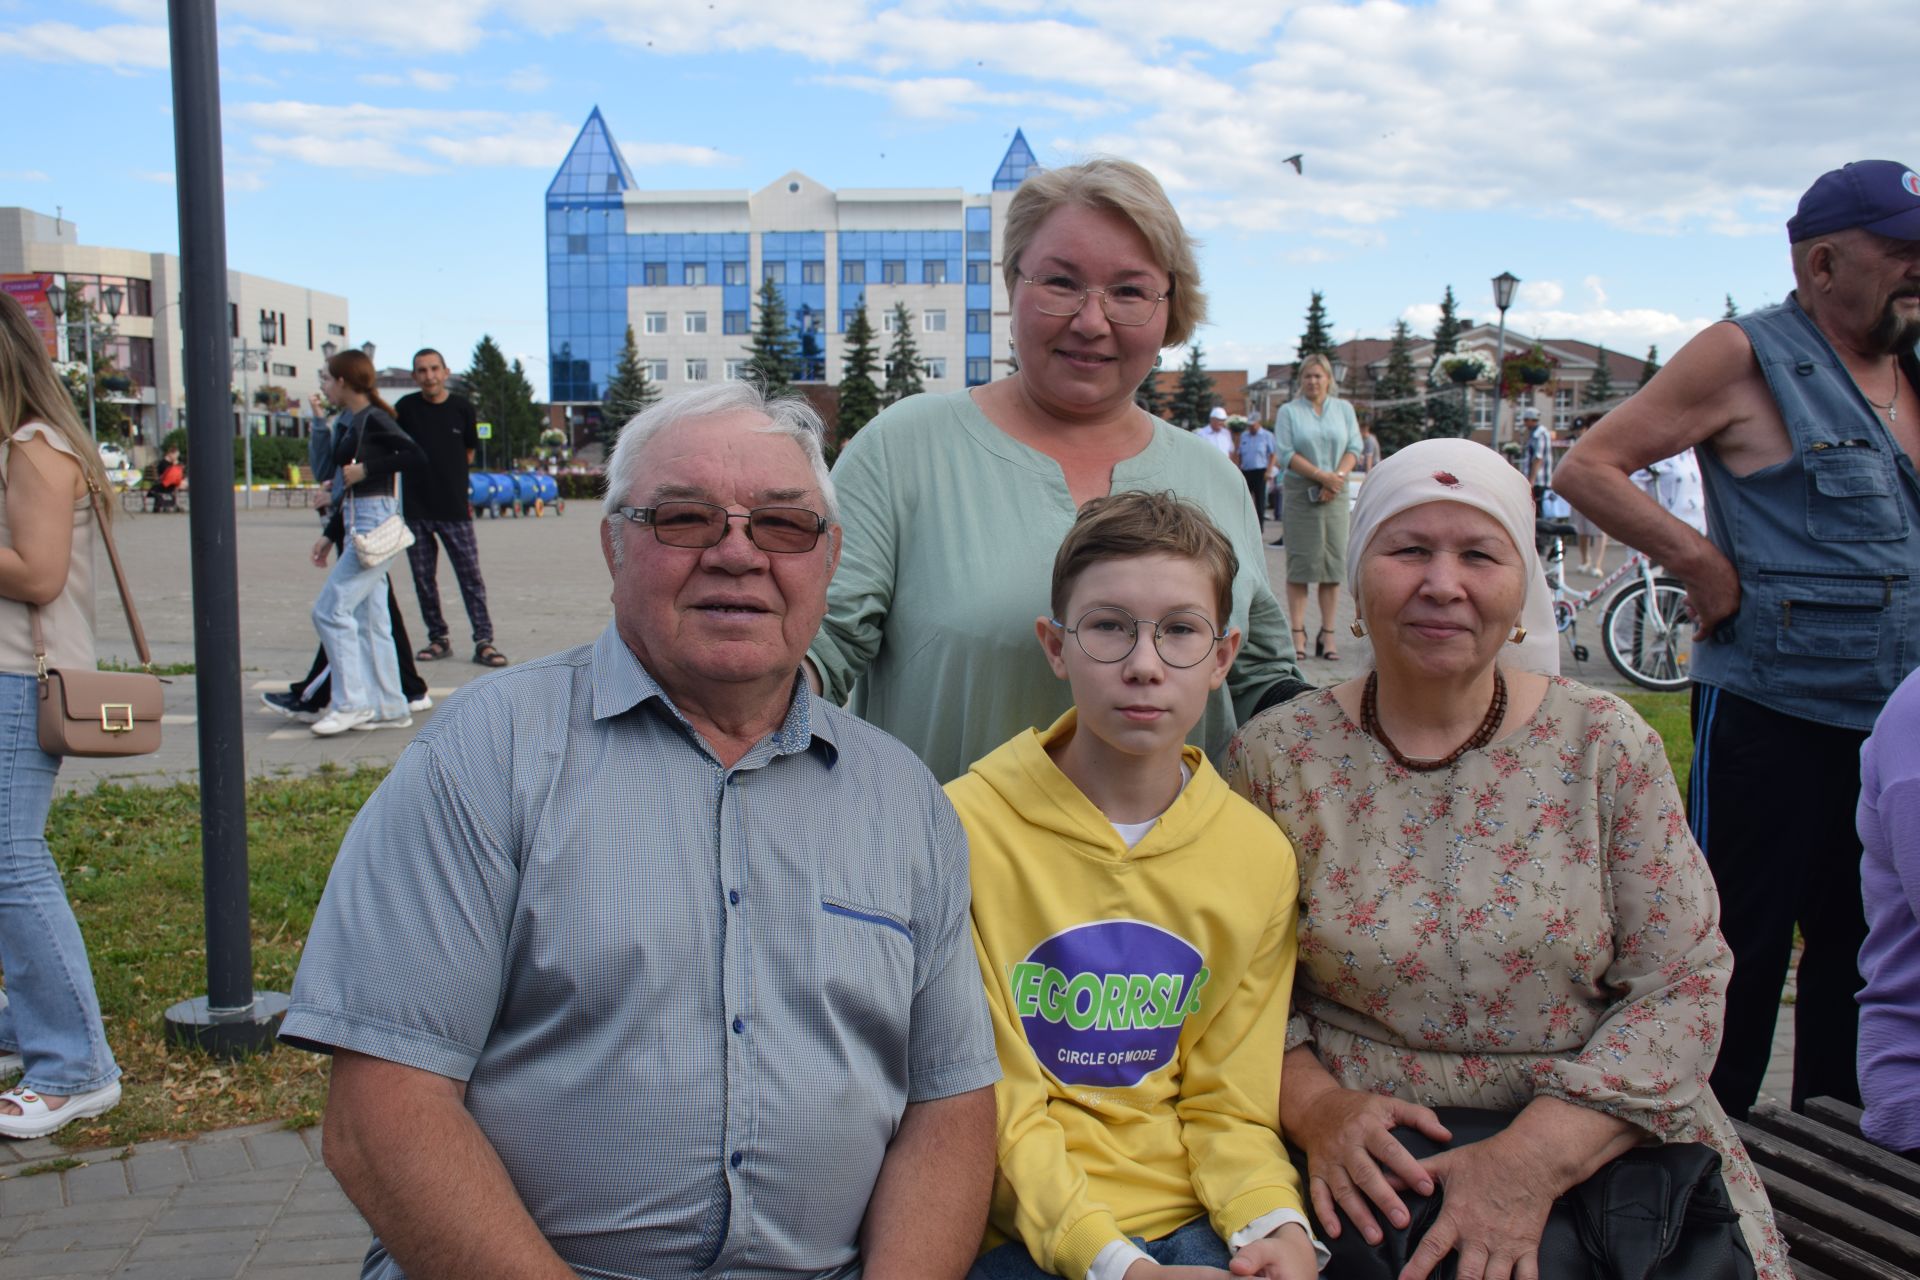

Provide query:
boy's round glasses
left=1050, top=607, right=1225, bottom=668
left=616, top=501, right=828, bottom=554
left=1019, top=274, right=1169, bottom=326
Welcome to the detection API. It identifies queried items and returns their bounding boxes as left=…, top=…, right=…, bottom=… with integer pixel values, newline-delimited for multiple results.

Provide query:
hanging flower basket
left=1432, top=351, right=1494, bottom=386
left=1520, top=366, right=1551, bottom=386
left=1499, top=345, right=1559, bottom=400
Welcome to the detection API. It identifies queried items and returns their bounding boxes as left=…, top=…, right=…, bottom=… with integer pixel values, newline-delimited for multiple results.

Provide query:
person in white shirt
left=1199, top=405, right=1236, bottom=458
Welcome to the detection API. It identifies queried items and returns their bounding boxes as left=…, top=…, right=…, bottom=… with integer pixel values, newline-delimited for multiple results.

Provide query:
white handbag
left=346, top=423, right=415, bottom=567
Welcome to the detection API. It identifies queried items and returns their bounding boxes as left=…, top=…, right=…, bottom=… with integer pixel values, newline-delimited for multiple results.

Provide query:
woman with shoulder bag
left=307, top=350, right=425, bottom=737
left=0, top=291, right=122, bottom=1138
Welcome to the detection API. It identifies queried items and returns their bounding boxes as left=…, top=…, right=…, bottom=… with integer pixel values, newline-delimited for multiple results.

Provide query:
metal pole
left=83, top=312, right=97, bottom=443
left=239, top=347, right=254, bottom=510
left=1489, top=310, right=1511, bottom=454
left=163, top=0, right=287, bottom=1057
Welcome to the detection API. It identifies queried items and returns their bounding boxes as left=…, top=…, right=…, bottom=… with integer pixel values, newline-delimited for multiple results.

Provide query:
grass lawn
left=19, top=766, right=386, bottom=1151
left=7, top=690, right=1701, bottom=1152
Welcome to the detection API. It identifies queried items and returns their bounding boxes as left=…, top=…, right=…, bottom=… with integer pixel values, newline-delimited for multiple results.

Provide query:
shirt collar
left=588, top=623, right=838, bottom=766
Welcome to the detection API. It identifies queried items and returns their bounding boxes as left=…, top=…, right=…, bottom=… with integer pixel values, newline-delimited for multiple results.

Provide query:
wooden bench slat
left=1790, top=1262, right=1842, bottom=1280
left=1771, top=1208, right=1916, bottom=1280
left=1755, top=1168, right=1920, bottom=1274
left=1736, top=1123, right=1920, bottom=1238
left=1745, top=1104, right=1920, bottom=1201
left=1802, top=1098, right=1867, bottom=1141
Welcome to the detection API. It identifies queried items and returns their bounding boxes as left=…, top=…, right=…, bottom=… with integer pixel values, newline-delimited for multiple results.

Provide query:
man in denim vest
left=1555, top=160, right=1920, bottom=1119
left=281, top=383, right=999, bottom=1279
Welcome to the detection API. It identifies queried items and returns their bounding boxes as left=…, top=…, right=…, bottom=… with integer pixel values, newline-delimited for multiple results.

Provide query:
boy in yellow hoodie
left=948, top=492, right=1320, bottom=1280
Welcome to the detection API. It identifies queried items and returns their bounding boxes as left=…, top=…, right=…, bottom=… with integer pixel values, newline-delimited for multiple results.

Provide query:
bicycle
left=1534, top=516, right=1693, bottom=691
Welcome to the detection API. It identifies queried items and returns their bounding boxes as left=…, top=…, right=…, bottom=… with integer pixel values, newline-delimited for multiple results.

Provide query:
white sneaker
left=407, top=693, right=434, bottom=712
left=0, top=1079, right=121, bottom=1140
left=311, top=707, right=377, bottom=736
left=350, top=713, right=413, bottom=732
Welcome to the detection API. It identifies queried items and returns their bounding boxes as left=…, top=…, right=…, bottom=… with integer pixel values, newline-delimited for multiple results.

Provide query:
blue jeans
left=0, top=672, right=119, bottom=1095
left=969, top=1217, right=1229, bottom=1280
left=312, top=494, right=406, bottom=718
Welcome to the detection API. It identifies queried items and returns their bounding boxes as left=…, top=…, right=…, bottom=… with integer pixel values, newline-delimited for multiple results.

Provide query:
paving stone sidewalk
left=0, top=1122, right=366, bottom=1279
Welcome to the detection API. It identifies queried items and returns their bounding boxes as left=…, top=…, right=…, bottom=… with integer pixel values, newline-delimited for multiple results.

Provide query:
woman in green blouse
left=1274, top=353, right=1362, bottom=661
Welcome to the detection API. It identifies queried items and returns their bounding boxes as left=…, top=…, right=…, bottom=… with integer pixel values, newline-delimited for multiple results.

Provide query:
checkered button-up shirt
left=282, top=623, right=999, bottom=1280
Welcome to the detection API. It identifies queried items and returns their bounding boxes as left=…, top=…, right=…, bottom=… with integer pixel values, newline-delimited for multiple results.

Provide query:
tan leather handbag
left=21, top=477, right=164, bottom=757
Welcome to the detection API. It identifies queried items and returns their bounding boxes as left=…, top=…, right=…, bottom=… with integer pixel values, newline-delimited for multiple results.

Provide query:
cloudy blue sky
left=4, top=0, right=1914, bottom=398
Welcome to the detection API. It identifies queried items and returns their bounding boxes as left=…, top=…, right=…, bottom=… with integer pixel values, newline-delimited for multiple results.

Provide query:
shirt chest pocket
left=1804, top=443, right=1909, bottom=541
left=807, top=888, right=917, bottom=1052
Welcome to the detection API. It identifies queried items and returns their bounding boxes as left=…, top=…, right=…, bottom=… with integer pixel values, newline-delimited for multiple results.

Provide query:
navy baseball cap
left=1787, top=160, right=1920, bottom=242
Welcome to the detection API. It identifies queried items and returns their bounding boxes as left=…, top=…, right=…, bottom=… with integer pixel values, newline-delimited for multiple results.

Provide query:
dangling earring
left=1350, top=619, right=1368, bottom=638
left=1508, top=625, right=1528, bottom=645
left=1154, top=353, right=1164, bottom=369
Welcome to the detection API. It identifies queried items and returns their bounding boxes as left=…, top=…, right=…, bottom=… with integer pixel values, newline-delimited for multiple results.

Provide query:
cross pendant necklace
left=1865, top=360, right=1900, bottom=423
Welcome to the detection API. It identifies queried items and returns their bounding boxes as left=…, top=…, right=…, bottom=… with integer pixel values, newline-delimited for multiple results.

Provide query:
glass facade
left=965, top=205, right=993, bottom=384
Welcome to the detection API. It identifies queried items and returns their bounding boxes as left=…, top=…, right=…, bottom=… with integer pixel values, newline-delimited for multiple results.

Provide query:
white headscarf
left=1344, top=437, right=1561, bottom=675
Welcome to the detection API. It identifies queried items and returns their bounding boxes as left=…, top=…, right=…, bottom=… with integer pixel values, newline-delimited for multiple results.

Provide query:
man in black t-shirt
left=396, top=349, right=506, bottom=667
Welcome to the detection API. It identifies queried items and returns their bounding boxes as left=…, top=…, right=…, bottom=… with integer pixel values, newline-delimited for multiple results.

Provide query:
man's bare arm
left=1554, top=324, right=1758, bottom=634
left=860, top=1086, right=997, bottom=1280
left=323, top=1050, right=576, bottom=1280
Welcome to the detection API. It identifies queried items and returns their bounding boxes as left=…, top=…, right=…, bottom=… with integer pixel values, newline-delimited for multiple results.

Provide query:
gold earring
left=1350, top=619, right=1367, bottom=638
left=1508, top=625, right=1528, bottom=645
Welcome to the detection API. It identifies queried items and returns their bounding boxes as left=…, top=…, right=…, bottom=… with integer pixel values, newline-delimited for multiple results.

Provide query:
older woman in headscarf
left=1274, top=352, right=1361, bottom=662
left=805, top=157, right=1306, bottom=784
left=1226, top=438, right=1787, bottom=1280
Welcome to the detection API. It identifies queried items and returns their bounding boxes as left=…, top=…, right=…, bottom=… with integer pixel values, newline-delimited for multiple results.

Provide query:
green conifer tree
left=746, top=279, right=799, bottom=396
left=1173, top=345, right=1215, bottom=430
left=1723, top=294, right=1738, bottom=320
left=1134, top=366, right=1170, bottom=419
left=1583, top=346, right=1616, bottom=407
left=1432, top=285, right=1466, bottom=356
left=884, top=302, right=925, bottom=404
left=601, top=324, right=658, bottom=434
left=1374, top=319, right=1424, bottom=453
left=1295, top=291, right=1334, bottom=377
left=1639, top=344, right=1661, bottom=388
left=836, top=305, right=884, bottom=441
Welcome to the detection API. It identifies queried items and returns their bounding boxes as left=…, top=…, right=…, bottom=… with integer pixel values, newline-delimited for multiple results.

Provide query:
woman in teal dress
left=1274, top=353, right=1361, bottom=661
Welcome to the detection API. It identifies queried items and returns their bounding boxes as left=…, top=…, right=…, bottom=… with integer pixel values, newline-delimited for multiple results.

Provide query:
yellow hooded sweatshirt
left=947, top=710, right=1307, bottom=1279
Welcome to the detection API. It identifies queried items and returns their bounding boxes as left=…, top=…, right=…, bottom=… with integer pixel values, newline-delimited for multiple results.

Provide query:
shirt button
left=732, top=1016, right=744, bottom=1033
left=730, top=1151, right=743, bottom=1169
left=728, top=889, right=739, bottom=905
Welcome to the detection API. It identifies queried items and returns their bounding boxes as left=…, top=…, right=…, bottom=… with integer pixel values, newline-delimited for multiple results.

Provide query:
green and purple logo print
left=1010, top=919, right=1208, bottom=1088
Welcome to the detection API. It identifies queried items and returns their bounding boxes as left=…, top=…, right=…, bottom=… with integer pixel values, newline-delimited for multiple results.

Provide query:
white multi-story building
left=0, top=206, right=350, bottom=452
left=545, top=108, right=1040, bottom=431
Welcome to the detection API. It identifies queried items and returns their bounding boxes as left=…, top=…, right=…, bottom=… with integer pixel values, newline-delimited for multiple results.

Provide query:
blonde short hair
left=1002, top=157, right=1207, bottom=349
left=1050, top=490, right=1237, bottom=625
left=1295, top=352, right=1336, bottom=397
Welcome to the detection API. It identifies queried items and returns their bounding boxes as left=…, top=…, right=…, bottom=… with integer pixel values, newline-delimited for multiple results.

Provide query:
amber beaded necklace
left=1360, top=669, right=1508, bottom=772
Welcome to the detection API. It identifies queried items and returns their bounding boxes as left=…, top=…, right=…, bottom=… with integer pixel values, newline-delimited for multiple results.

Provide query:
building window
left=725, top=359, right=747, bottom=381
left=1470, top=391, right=1491, bottom=431
left=723, top=311, right=748, bottom=335
left=923, top=309, right=947, bottom=333
left=967, top=357, right=992, bottom=383
left=684, top=262, right=708, bottom=287
left=764, top=261, right=786, bottom=285
left=923, top=260, right=948, bottom=285
left=966, top=230, right=991, bottom=253
left=882, top=260, right=906, bottom=284
left=967, top=261, right=992, bottom=284
left=724, top=262, right=747, bottom=286
left=229, top=303, right=238, bottom=338
left=271, top=363, right=296, bottom=377
left=568, top=233, right=588, bottom=254
left=645, top=359, right=668, bottom=382
left=686, top=359, right=709, bottom=382
left=124, top=279, right=153, bottom=316
left=882, top=309, right=898, bottom=333
left=685, top=311, right=708, bottom=335
left=924, top=357, right=948, bottom=380
left=842, top=260, right=865, bottom=284
left=327, top=323, right=346, bottom=336
left=306, top=317, right=313, bottom=350
left=644, top=312, right=667, bottom=335
left=1553, top=388, right=1573, bottom=413
left=841, top=309, right=861, bottom=332
left=797, top=309, right=819, bottom=334
left=644, top=262, right=667, bottom=286
left=801, top=260, right=825, bottom=285
left=966, top=310, right=990, bottom=334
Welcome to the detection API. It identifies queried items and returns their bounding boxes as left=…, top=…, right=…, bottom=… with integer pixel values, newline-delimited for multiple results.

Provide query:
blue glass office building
left=546, top=109, right=1038, bottom=425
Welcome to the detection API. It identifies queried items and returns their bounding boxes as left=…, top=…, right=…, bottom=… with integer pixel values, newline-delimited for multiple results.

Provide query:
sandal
left=1291, top=627, right=1309, bottom=661
left=0, top=1080, right=122, bottom=1140
left=416, top=638, right=452, bottom=662
left=1318, top=628, right=1340, bottom=662
left=474, top=643, right=510, bottom=668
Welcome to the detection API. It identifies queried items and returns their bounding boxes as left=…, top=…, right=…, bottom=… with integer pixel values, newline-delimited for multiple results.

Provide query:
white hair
left=601, top=382, right=839, bottom=560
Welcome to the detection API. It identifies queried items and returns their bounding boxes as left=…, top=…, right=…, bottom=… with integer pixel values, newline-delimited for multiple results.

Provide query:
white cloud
left=0, top=170, right=51, bottom=183
left=1518, top=280, right=1564, bottom=308
left=134, top=170, right=176, bottom=185
left=818, top=75, right=1107, bottom=122
left=224, top=23, right=319, bottom=53
left=0, top=21, right=168, bottom=70
left=359, top=69, right=459, bottom=91
left=503, top=64, right=550, bottom=93
left=1584, top=276, right=1609, bottom=307
left=223, top=0, right=491, bottom=53
left=231, top=101, right=735, bottom=175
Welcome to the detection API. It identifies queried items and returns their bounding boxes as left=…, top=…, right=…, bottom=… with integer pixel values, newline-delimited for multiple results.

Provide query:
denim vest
left=1691, top=296, right=1920, bottom=730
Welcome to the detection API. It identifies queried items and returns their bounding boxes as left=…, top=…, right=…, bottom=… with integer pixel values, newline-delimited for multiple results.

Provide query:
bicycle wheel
left=1602, top=576, right=1693, bottom=692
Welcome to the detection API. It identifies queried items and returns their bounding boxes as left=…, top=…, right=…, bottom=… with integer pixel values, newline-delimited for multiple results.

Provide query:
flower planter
left=1447, top=364, right=1479, bottom=385
left=1519, top=367, right=1552, bottom=386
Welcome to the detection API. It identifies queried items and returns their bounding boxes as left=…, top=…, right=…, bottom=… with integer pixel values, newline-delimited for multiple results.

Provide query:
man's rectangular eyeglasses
left=1020, top=274, right=1170, bottom=326
left=616, top=501, right=828, bottom=554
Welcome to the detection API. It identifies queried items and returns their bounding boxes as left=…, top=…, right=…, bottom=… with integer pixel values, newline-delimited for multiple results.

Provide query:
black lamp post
left=1488, top=271, right=1520, bottom=452
left=45, top=280, right=124, bottom=443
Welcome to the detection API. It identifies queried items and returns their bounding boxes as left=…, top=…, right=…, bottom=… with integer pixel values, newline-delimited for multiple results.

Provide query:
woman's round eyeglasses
left=1020, top=274, right=1169, bottom=326
left=1050, top=607, right=1225, bottom=668
left=616, top=501, right=828, bottom=554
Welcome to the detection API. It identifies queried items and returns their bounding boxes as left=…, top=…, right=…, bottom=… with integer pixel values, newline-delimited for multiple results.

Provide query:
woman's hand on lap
left=1293, top=1087, right=1451, bottom=1242
left=1122, top=1263, right=1233, bottom=1280
left=1228, top=1223, right=1318, bottom=1279
left=1399, top=1132, right=1558, bottom=1280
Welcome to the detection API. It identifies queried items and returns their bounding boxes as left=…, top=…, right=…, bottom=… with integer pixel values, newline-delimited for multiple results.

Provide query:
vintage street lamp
left=1488, top=271, right=1519, bottom=453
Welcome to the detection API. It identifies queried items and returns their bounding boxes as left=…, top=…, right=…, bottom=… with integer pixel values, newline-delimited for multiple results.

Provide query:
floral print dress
left=1225, top=679, right=1788, bottom=1278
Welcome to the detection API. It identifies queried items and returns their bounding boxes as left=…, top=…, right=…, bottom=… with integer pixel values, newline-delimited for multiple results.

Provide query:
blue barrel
left=466, top=473, right=492, bottom=512
left=512, top=472, right=539, bottom=510
left=482, top=473, right=515, bottom=516
left=530, top=473, right=559, bottom=505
